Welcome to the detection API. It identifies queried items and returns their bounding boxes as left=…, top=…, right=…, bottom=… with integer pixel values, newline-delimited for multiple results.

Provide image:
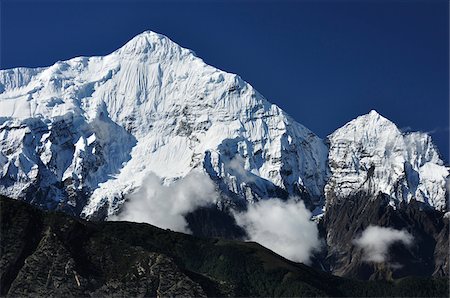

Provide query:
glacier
left=0, top=31, right=447, bottom=218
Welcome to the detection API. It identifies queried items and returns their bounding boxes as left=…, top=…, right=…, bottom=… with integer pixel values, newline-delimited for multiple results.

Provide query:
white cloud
left=233, top=198, right=322, bottom=264
left=226, top=154, right=256, bottom=183
left=353, top=225, right=413, bottom=263
left=112, top=169, right=322, bottom=264
left=111, top=171, right=218, bottom=233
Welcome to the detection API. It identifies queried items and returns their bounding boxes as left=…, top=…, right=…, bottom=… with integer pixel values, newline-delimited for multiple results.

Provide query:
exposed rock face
left=321, top=191, right=448, bottom=280
left=433, top=216, right=449, bottom=277
left=8, top=233, right=206, bottom=297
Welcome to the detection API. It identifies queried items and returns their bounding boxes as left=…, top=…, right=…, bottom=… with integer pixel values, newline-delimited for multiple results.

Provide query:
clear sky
left=1, top=0, right=448, bottom=161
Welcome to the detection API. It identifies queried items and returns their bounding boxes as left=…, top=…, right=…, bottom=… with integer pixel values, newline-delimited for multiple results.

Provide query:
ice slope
left=325, top=110, right=448, bottom=211
left=0, top=31, right=328, bottom=217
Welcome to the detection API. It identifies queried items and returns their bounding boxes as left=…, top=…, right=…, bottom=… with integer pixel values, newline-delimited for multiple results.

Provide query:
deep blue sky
left=1, top=0, right=448, bottom=161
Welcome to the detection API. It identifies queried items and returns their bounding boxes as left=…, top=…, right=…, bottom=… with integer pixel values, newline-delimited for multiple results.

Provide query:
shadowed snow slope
left=0, top=31, right=329, bottom=217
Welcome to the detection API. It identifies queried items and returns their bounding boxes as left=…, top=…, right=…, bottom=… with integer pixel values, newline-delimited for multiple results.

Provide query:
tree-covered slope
left=0, top=196, right=447, bottom=297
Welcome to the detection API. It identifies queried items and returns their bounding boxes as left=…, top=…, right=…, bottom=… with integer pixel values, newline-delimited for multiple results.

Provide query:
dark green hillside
left=0, top=196, right=447, bottom=297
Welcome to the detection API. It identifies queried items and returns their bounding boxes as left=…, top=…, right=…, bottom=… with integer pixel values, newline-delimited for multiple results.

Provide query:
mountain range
left=0, top=31, right=448, bottom=284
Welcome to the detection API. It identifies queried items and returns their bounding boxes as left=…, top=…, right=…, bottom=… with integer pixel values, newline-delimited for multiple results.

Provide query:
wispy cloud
left=399, top=126, right=412, bottom=133
left=226, top=154, right=257, bottom=183
left=424, top=126, right=449, bottom=135
left=400, top=126, right=449, bottom=135
left=353, top=225, right=413, bottom=263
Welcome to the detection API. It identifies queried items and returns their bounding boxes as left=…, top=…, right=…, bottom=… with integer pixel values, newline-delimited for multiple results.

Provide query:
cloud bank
left=353, top=225, right=413, bottom=263
left=233, top=198, right=322, bottom=264
left=113, top=169, right=322, bottom=264
left=112, top=171, right=217, bottom=233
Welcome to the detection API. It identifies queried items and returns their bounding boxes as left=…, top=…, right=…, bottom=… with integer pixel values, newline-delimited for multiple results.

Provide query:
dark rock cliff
left=321, top=191, right=449, bottom=280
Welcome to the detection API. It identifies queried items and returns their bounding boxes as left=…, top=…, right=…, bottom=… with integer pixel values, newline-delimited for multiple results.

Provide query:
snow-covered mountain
left=0, top=31, right=328, bottom=218
left=321, top=111, right=448, bottom=279
left=325, top=110, right=448, bottom=211
left=0, top=31, right=447, bottom=220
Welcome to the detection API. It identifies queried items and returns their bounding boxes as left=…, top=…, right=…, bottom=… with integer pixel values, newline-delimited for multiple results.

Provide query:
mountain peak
left=344, top=110, right=397, bottom=136
left=368, top=109, right=380, bottom=117
left=115, top=30, right=194, bottom=59
left=0, top=30, right=329, bottom=218
left=326, top=109, right=447, bottom=211
left=361, top=109, right=389, bottom=123
left=126, top=30, right=167, bottom=47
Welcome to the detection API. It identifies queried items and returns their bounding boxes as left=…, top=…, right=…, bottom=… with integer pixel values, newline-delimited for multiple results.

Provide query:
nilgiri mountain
left=0, top=31, right=448, bottom=284
left=0, top=31, right=328, bottom=219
